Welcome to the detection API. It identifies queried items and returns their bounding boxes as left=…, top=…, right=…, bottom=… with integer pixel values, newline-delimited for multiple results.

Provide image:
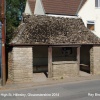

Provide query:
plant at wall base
left=6, top=0, right=26, bottom=43
left=61, top=77, right=63, bottom=79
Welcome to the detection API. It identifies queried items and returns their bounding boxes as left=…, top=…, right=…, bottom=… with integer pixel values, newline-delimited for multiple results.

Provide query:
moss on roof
left=10, top=15, right=100, bottom=45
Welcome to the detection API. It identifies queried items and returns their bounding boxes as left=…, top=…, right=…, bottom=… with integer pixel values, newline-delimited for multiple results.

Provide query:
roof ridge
left=76, top=0, right=84, bottom=15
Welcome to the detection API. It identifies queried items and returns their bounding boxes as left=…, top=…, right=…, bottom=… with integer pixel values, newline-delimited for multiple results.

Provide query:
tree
left=6, top=0, right=26, bottom=43
left=0, top=1, right=1, bottom=21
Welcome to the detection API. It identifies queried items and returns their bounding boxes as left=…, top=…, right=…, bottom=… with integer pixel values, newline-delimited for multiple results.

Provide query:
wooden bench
left=80, top=64, right=89, bottom=67
left=80, top=64, right=90, bottom=72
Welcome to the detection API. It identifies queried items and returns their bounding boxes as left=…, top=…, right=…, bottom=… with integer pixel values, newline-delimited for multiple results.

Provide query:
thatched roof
left=10, top=15, right=100, bottom=45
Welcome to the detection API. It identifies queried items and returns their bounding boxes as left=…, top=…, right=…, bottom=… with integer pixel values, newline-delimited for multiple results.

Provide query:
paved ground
left=33, top=72, right=47, bottom=82
left=0, top=73, right=100, bottom=91
left=79, top=71, right=91, bottom=77
left=0, top=71, right=91, bottom=86
left=0, top=79, right=100, bottom=100
left=0, top=71, right=99, bottom=90
left=33, top=71, right=91, bottom=82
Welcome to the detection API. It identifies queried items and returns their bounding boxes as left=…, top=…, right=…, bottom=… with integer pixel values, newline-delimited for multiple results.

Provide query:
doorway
left=33, top=46, right=48, bottom=81
left=80, top=45, right=92, bottom=75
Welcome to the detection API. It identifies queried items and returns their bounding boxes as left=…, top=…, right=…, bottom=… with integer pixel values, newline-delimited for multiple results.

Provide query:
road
left=0, top=79, right=100, bottom=100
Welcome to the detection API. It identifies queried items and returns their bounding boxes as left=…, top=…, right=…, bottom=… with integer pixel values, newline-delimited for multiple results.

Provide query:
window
left=62, top=47, right=72, bottom=56
left=87, top=21, right=95, bottom=31
left=95, top=0, right=100, bottom=7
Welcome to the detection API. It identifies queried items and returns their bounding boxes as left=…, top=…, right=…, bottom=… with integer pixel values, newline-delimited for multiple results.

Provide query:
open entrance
left=52, top=47, right=77, bottom=62
left=52, top=47, right=79, bottom=77
left=33, top=46, right=48, bottom=82
left=80, top=45, right=92, bottom=76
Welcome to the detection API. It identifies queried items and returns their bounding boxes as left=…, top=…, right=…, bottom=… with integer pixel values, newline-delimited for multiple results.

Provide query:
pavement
left=33, top=72, right=47, bottom=82
left=0, top=79, right=100, bottom=100
left=0, top=71, right=100, bottom=91
left=79, top=71, right=91, bottom=77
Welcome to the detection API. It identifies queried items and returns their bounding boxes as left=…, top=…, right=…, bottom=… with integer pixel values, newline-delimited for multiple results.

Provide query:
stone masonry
left=8, top=47, right=33, bottom=83
left=90, top=46, right=100, bottom=75
left=52, top=61, right=79, bottom=78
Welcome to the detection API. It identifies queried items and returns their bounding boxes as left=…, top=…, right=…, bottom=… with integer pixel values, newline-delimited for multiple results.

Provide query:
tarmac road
left=0, top=79, right=100, bottom=100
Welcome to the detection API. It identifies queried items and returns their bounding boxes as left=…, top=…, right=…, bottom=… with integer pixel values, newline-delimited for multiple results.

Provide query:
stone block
left=8, top=47, right=33, bottom=83
left=52, top=61, right=79, bottom=78
left=90, top=46, right=100, bottom=75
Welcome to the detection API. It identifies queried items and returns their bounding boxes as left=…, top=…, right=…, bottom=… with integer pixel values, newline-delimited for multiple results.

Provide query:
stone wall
left=52, top=61, right=79, bottom=78
left=8, top=47, right=33, bottom=83
left=8, top=48, right=13, bottom=82
left=90, top=47, right=93, bottom=74
left=90, top=46, right=100, bottom=75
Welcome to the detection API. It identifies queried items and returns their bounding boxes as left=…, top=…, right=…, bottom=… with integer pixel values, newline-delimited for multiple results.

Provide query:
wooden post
left=1, top=0, right=6, bottom=86
left=48, top=46, right=52, bottom=78
left=77, top=47, right=80, bottom=72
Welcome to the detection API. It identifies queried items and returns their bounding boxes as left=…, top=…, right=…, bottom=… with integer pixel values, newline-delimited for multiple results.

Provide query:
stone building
left=8, top=15, right=100, bottom=83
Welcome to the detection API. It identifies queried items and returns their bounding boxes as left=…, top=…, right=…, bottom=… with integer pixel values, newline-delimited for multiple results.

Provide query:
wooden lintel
left=52, top=45, right=81, bottom=48
left=48, top=46, right=52, bottom=78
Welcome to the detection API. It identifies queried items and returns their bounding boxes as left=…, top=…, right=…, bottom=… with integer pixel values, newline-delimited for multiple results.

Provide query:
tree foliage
left=6, top=0, right=26, bottom=43
left=0, top=2, right=1, bottom=21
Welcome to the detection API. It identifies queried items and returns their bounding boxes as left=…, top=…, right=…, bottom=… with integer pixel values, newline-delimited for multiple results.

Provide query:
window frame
left=95, top=0, right=100, bottom=8
left=87, top=21, right=95, bottom=31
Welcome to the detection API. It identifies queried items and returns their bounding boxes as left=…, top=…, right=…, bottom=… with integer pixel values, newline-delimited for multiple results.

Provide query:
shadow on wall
left=33, top=46, right=48, bottom=73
